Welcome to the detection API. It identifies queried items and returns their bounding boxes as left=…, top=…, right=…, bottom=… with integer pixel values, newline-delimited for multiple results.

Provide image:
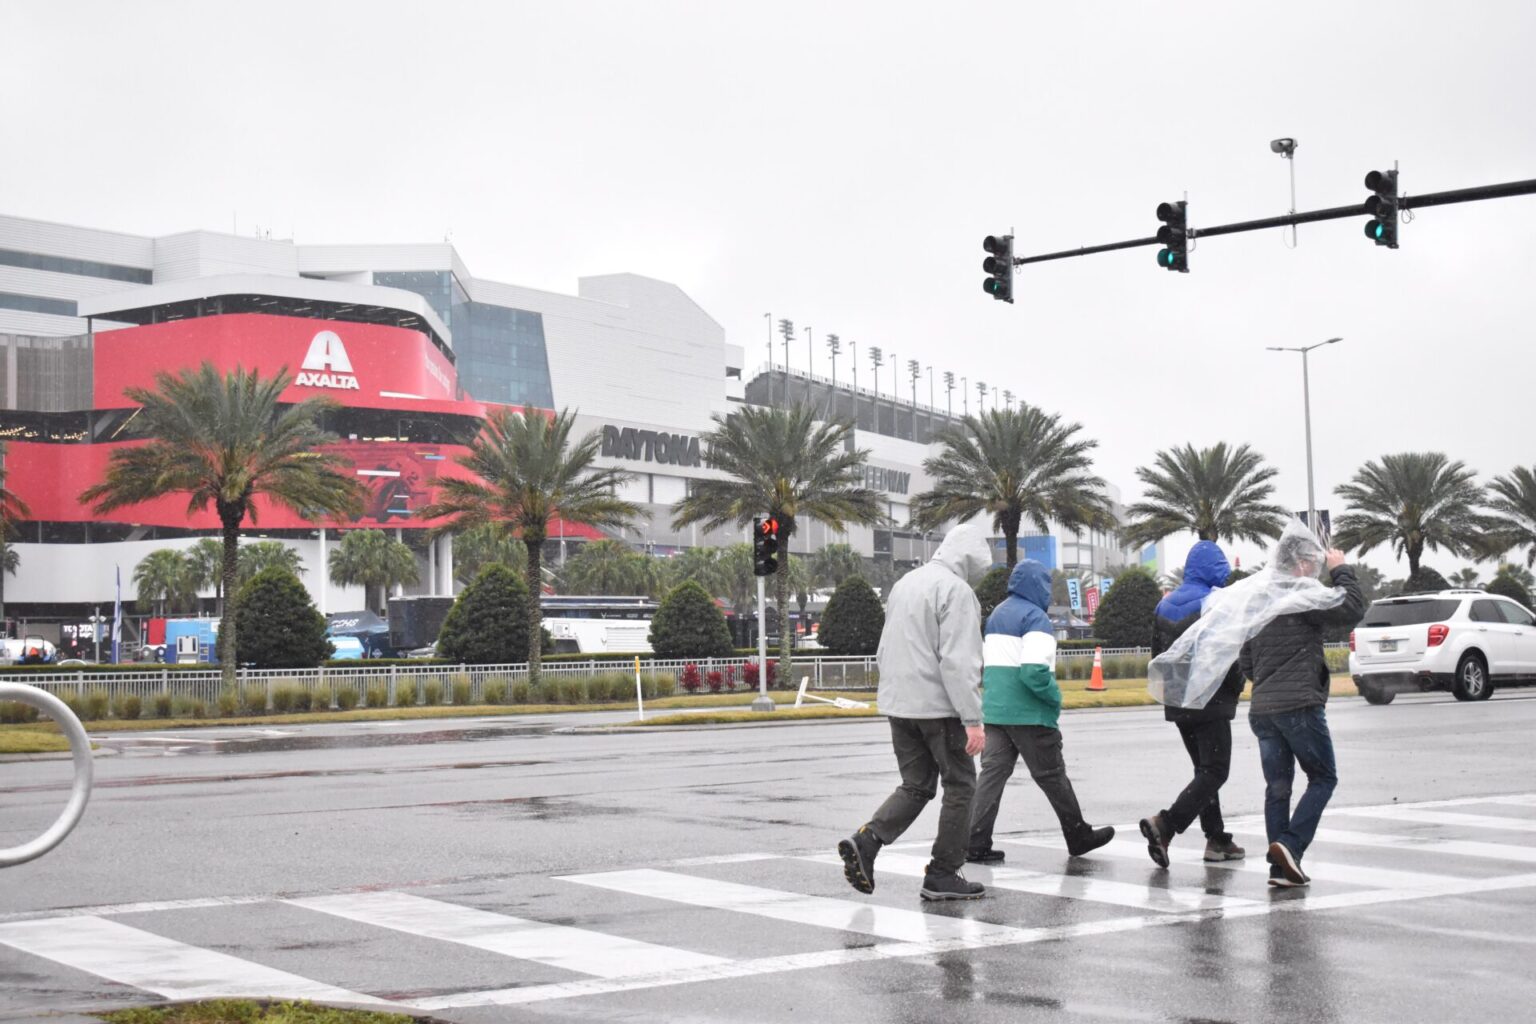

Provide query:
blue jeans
left=1249, top=706, right=1337, bottom=858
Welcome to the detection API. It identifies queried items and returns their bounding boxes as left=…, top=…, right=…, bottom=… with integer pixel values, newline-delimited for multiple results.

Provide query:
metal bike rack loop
left=0, top=681, right=94, bottom=867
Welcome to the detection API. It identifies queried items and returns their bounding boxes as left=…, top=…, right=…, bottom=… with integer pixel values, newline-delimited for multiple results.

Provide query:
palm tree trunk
left=526, top=537, right=543, bottom=689
left=1407, top=541, right=1422, bottom=578
left=219, top=513, right=241, bottom=691
left=1001, top=510, right=1022, bottom=568
left=1, top=568, right=7, bottom=636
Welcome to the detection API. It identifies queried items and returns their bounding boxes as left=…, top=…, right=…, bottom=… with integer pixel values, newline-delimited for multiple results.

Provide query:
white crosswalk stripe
left=558, top=867, right=1030, bottom=944
left=802, top=851, right=1257, bottom=912
left=0, top=916, right=385, bottom=1006
left=1228, top=824, right=1536, bottom=865
left=289, top=891, right=729, bottom=978
left=1332, top=806, right=1536, bottom=833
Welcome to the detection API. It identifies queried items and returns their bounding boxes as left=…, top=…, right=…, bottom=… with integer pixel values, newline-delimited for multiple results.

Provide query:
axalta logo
left=296, top=330, right=360, bottom=390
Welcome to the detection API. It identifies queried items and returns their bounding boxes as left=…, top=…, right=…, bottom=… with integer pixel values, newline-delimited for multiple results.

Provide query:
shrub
left=437, top=564, right=532, bottom=665
left=723, top=664, right=738, bottom=690
left=310, top=686, right=332, bottom=711
left=270, top=686, right=297, bottom=713
left=649, top=581, right=734, bottom=659
left=818, top=576, right=885, bottom=655
left=706, top=669, right=724, bottom=693
left=510, top=681, right=532, bottom=704
left=336, top=686, right=360, bottom=711
left=152, top=693, right=174, bottom=719
left=365, top=685, right=388, bottom=709
left=59, top=692, right=85, bottom=719
left=483, top=679, right=506, bottom=704
left=1092, top=569, right=1161, bottom=649
left=242, top=685, right=269, bottom=714
left=216, top=691, right=239, bottom=717
left=0, top=700, right=39, bottom=724
left=643, top=672, right=676, bottom=698
left=557, top=678, right=586, bottom=704
left=395, top=676, right=418, bottom=706
left=233, top=567, right=333, bottom=668
left=1486, top=568, right=1533, bottom=608
left=290, top=687, right=314, bottom=713
left=680, top=663, right=703, bottom=693
left=189, top=698, right=208, bottom=719
left=1325, top=648, right=1350, bottom=672
left=108, top=693, right=141, bottom=720
left=423, top=680, right=444, bottom=706
left=84, top=689, right=110, bottom=721
left=974, top=567, right=1010, bottom=628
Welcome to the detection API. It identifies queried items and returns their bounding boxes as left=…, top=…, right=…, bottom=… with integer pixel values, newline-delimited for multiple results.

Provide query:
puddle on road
left=94, top=724, right=554, bottom=758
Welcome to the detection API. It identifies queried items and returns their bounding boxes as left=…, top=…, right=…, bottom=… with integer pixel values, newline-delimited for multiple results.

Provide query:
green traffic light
left=1157, top=249, right=1172, bottom=267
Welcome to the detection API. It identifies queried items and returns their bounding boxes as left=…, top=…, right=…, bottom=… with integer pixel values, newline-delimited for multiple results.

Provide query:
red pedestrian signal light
left=753, top=517, right=780, bottom=577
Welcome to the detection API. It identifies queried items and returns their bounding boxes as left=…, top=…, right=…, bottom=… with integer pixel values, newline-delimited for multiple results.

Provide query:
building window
left=0, top=248, right=151, bottom=284
left=0, top=292, right=77, bottom=317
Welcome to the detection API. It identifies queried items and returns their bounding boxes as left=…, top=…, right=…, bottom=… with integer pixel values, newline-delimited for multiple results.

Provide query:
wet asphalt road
left=4, top=690, right=1536, bottom=1022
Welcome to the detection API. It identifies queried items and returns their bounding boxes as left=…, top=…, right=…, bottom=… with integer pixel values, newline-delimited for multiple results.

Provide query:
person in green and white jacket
left=967, top=558, right=1115, bottom=863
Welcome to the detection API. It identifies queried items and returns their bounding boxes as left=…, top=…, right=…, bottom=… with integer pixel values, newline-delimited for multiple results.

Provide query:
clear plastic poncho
left=1147, top=518, right=1346, bottom=710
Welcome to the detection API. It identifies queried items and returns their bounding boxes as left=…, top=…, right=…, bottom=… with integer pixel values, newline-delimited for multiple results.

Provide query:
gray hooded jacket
left=875, top=521, right=994, bottom=725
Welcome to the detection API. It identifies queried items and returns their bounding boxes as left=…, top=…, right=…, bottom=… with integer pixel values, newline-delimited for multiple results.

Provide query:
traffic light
left=982, top=235, right=1014, bottom=303
left=1364, top=169, right=1399, bottom=248
left=1155, top=201, right=1189, bottom=272
left=753, top=516, right=780, bottom=577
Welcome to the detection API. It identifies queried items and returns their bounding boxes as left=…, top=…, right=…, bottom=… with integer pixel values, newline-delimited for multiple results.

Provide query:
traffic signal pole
left=755, top=575, right=772, bottom=712
left=1010, top=176, right=1536, bottom=266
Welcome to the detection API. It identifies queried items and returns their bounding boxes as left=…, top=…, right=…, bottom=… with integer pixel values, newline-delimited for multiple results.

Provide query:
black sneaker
left=1066, top=824, right=1116, bottom=857
left=837, top=826, right=881, bottom=894
left=1204, top=836, right=1246, bottom=862
left=1139, top=814, right=1171, bottom=868
left=1267, top=864, right=1305, bottom=888
left=1268, top=841, right=1310, bottom=885
left=920, top=871, right=986, bottom=901
left=966, top=848, right=1006, bottom=865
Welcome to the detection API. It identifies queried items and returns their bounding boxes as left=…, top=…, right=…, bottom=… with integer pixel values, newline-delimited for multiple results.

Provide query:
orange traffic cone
left=1087, top=646, right=1106, bottom=692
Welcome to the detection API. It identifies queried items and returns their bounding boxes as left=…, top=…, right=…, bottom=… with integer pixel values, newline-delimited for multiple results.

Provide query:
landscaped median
left=95, top=997, right=423, bottom=1023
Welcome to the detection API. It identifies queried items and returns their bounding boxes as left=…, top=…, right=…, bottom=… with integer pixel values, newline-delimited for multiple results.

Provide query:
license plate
left=1379, top=639, right=1398, bottom=653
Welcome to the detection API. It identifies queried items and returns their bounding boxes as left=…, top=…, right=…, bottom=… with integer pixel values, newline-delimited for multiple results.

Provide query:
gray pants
left=968, top=724, right=1086, bottom=853
left=867, top=716, right=977, bottom=876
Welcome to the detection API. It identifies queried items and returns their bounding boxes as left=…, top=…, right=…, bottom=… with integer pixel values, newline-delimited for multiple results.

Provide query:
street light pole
left=1267, top=336, right=1343, bottom=536
left=763, top=312, right=773, bottom=405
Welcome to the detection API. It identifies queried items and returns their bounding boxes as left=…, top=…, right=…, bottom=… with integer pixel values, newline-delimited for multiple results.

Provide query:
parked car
left=1350, top=590, right=1536, bottom=704
left=406, top=642, right=438, bottom=659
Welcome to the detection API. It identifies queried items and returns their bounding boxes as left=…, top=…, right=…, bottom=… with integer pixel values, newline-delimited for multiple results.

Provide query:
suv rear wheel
left=1361, top=683, right=1395, bottom=705
left=1452, top=653, right=1492, bottom=701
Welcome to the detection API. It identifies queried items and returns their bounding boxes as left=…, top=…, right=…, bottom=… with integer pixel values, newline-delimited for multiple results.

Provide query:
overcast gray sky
left=4, top=0, right=1533, bottom=579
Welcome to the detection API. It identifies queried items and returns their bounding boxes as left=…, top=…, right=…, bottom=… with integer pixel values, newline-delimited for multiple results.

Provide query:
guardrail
left=8, top=644, right=1344, bottom=709
left=0, top=682, right=93, bottom=867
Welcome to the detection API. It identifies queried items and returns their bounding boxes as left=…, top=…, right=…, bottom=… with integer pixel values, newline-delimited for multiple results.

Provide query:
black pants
left=968, top=724, right=1086, bottom=853
left=1162, top=718, right=1233, bottom=840
left=867, top=716, right=977, bottom=876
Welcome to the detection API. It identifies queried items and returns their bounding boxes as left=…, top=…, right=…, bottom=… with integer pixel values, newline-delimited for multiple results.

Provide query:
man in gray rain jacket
left=838, top=520, right=993, bottom=902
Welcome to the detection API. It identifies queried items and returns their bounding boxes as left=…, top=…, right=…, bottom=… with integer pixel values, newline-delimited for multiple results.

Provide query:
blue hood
left=1007, top=559, right=1052, bottom=612
left=1155, top=541, right=1230, bottom=622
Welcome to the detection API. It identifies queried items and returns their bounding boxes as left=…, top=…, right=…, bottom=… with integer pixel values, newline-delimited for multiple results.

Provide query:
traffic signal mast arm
left=1009, top=176, right=1536, bottom=266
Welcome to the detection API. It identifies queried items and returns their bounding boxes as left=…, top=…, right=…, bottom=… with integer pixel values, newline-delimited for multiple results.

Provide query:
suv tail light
left=1349, top=631, right=1356, bottom=652
left=1428, top=624, right=1449, bottom=647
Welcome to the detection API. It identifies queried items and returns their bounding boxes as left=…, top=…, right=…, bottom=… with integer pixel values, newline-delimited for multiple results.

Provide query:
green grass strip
left=98, top=997, right=415, bottom=1023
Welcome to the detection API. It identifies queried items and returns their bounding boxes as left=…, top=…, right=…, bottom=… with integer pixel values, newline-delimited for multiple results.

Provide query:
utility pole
left=1267, top=337, right=1343, bottom=538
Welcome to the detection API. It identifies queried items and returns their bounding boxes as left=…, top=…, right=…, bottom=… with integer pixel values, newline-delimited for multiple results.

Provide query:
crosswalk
left=5, top=791, right=1536, bottom=1015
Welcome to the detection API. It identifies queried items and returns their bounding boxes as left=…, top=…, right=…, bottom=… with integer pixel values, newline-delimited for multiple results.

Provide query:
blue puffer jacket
left=1153, top=541, right=1244, bottom=722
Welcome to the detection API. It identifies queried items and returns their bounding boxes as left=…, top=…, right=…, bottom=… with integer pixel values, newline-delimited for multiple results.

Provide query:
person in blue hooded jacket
left=1138, top=541, right=1248, bottom=867
left=966, top=559, right=1115, bottom=863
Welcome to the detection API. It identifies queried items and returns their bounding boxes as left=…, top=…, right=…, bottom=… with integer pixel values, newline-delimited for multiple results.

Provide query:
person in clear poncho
left=1147, top=519, right=1347, bottom=711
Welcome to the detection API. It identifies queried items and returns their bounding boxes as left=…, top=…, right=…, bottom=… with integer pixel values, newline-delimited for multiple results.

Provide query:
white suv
left=1350, top=590, right=1536, bottom=704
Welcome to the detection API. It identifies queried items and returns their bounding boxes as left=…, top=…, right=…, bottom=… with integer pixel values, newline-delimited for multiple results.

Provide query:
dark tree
left=974, top=567, right=1011, bottom=630
left=818, top=576, right=885, bottom=656
left=232, top=567, right=333, bottom=669
left=437, top=563, right=533, bottom=665
left=1091, top=568, right=1161, bottom=648
left=649, top=579, right=735, bottom=659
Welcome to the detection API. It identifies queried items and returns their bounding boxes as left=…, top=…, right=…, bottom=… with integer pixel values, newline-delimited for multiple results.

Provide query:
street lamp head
left=1324, top=336, right=1342, bottom=345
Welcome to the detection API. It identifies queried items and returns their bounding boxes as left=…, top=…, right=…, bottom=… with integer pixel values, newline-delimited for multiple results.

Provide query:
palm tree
left=237, top=541, right=307, bottom=587
left=715, top=543, right=757, bottom=617
left=1487, top=465, right=1536, bottom=567
left=1333, top=452, right=1491, bottom=576
left=562, top=539, right=651, bottom=595
left=454, top=524, right=528, bottom=585
left=133, top=549, right=198, bottom=617
left=1121, top=442, right=1287, bottom=549
left=80, top=363, right=364, bottom=688
left=184, top=537, right=225, bottom=615
left=329, top=529, right=419, bottom=613
left=912, top=405, right=1115, bottom=568
left=662, top=546, right=723, bottom=598
left=0, top=441, right=30, bottom=633
left=671, top=403, right=884, bottom=674
left=809, top=542, right=865, bottom=590
left=1449, top=568, right=1482, bottom=590
left=417, top=407, right=641, bottom=686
